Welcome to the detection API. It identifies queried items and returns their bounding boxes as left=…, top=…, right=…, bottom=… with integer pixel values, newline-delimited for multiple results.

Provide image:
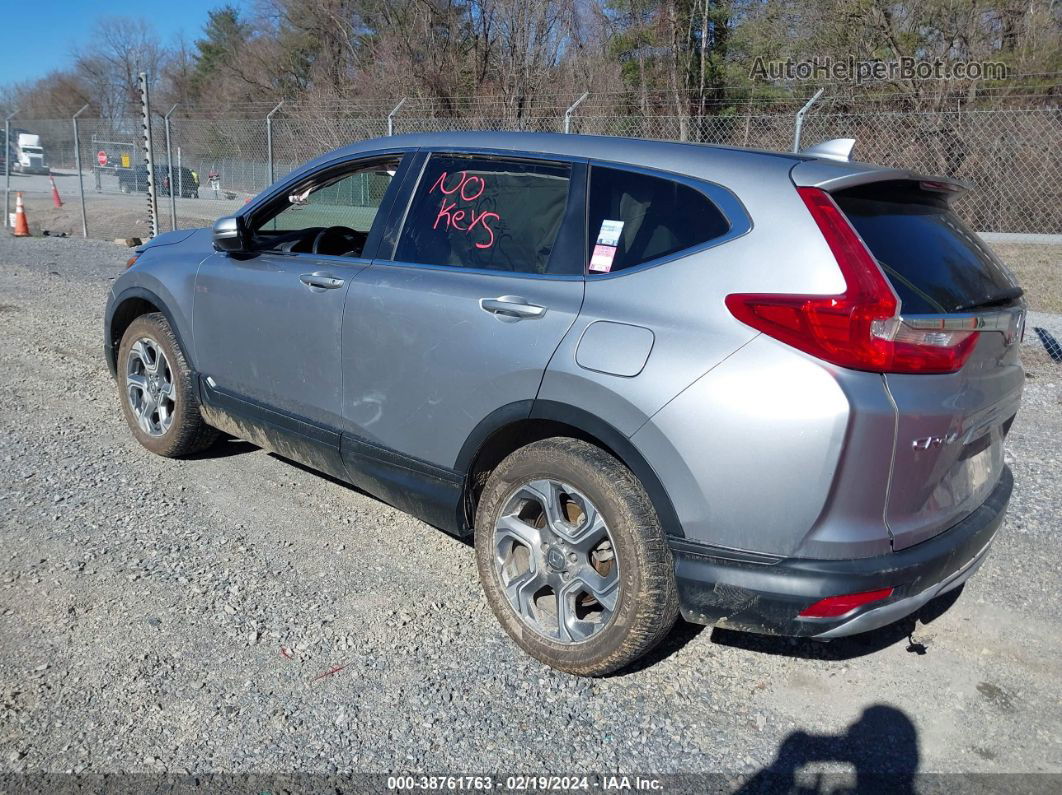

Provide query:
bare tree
left=73, top=18, right=166, bottom=119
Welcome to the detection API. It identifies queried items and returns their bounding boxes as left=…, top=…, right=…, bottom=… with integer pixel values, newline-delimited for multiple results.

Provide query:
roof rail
left=800, top=138, right=856, bottom=162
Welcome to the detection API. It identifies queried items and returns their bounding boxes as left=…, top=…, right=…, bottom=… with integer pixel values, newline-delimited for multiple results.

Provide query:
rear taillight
left=725, top=187, right=978, bottom=374
left=798, top=587, right=894, bottom=619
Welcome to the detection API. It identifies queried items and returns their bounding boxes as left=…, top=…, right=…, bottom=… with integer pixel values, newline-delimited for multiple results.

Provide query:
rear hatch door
left=833, top=181, right=1025, bottom=550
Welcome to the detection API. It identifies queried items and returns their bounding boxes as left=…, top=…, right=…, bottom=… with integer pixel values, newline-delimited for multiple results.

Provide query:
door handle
left=479, top=296, right=547, bottom=319
left=299, top=272, right=345, bottom=290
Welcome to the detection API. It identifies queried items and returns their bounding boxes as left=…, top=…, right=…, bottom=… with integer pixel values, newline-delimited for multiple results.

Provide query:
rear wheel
left=117, top=313, right=218, bottom=457
left=475, top=438, right=678, bottom=676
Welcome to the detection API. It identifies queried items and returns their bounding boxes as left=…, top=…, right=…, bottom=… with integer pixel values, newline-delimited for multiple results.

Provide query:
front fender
left=104, top=240, right=207, bottom=378
left=104, top=282, right=197, bottom=379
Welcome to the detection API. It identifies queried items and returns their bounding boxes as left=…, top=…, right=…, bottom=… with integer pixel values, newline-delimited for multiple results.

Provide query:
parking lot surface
left=0, top=235, right=1060, bottom=784
left=5, top=169, right=246, bottom=242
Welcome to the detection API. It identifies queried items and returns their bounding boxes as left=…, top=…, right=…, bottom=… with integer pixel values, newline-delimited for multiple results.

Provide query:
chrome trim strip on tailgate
left=901, top=306, right=1025, bottom=344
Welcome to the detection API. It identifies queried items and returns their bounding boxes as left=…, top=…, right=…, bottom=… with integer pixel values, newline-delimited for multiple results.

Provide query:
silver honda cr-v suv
left=104, top=132, right=1024, bottom=675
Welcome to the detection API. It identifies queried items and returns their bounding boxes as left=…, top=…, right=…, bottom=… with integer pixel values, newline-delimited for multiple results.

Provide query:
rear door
left=834, top=182, right=1025, bottom=549
left=342, top=150, right=587, bottom=469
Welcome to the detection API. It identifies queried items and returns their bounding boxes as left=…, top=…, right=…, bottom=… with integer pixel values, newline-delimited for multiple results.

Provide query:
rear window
left=835, top=183, right=1020, bottom=314
left=586, top=166, right=729, bottom=274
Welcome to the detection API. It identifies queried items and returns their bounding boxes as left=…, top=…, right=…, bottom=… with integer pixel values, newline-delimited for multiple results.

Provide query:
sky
left=0, top=0, right=246, bottom=86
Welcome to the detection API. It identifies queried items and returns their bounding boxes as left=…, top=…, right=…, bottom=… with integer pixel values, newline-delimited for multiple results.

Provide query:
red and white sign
left=589, top=244, right=617, bottom=273
left=96, top=150, right=107, bottom=166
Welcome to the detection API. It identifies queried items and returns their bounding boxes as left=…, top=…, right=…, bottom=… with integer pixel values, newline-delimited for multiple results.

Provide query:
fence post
left=138, top=72, right=159, bottom=238
left=4, top=109, right=17, bottom=228
left=792, top=88, right=824, bottom=152
left=564, top=92, right=589, bottom=134
left=164, top=103, right=178, bottom=232
left=266, top=100, right=283, bottom=186
left=387, top=98, right=407, bottom=137
left=72, top=104, right=89, bottom=238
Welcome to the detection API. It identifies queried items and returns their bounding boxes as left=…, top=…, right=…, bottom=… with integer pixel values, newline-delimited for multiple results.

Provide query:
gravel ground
left=0, top=235, right=1060, bottom=785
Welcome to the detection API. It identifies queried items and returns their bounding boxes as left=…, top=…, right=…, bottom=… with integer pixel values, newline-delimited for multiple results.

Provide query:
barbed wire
left=8, top=70, right=1043, bottom=120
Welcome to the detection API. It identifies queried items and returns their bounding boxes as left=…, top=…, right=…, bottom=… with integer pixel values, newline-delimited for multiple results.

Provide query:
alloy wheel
left=492, top=479, right=619, bottom=644
left=125, top=337, right=175, bottom=437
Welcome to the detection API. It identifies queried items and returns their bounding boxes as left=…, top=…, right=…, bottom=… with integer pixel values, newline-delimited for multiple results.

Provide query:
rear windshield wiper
left=953, top=287, right=1024, bottom=313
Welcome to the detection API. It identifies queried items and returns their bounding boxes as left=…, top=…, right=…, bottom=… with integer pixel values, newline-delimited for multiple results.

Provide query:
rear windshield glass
left=834, top=183, right=1020, bottom=314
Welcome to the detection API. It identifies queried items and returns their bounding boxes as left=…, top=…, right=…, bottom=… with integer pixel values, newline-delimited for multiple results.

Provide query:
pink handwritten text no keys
left=429, top=170, right=499, bottom=249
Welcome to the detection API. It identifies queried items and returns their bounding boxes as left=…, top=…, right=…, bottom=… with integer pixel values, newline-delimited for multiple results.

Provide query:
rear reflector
left=725, top=187, right=978, bottom=374
left=798, top=587, right=895, bottom=619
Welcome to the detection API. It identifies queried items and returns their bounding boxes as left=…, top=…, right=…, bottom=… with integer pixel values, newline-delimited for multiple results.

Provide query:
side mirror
left=212, top=215, right=246, bottom=252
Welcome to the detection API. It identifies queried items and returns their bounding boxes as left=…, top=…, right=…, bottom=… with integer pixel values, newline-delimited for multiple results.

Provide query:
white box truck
left=14, top=133, right=49, bottom=175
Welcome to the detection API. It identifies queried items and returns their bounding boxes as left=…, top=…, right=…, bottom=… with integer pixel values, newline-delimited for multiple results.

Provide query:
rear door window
left=835, top=183, right=1020, bottom=314
left=586, top=166, right=730, bottom=274
left=395, top=155, right=571, bottom=274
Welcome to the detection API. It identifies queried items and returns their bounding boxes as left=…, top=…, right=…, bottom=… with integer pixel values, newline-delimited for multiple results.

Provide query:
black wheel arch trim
left=455, top=399, right=685, bottom=539
left=105, top=285, right=193, bottom=378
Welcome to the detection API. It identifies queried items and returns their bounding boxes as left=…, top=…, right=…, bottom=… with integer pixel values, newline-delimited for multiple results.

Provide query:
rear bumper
left=671, top=466, right=1012, bottom=638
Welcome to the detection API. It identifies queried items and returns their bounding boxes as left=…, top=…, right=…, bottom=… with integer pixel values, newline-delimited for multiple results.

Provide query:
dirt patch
left=14, top=191, right=232, bottom=243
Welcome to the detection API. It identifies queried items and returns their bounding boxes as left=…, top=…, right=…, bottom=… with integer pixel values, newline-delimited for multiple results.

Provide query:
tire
left=475, top=437, right=678, bottom=676
left=117, top=313, right=218, bottom=457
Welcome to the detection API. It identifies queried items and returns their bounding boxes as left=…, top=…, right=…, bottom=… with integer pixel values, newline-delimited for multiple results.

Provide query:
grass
left=990, top=241, right=1062, bottom=314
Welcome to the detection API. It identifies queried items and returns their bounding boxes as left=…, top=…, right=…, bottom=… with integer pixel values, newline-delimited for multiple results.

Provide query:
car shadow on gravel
left=612, top=620, right=709, bottom=675
left=737, top=704, right=920, bottom=793
left=708, top=587, right=964, bottom=662
left=186, top=434, right=259, bottom=459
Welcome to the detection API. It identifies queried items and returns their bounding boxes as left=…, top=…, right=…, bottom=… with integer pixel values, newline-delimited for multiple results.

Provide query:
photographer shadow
left=736, top=704, right=919, bottom=794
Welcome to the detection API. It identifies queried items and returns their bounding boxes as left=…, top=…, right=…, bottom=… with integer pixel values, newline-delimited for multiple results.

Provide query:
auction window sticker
left=589, top=219, right=623, bottom=273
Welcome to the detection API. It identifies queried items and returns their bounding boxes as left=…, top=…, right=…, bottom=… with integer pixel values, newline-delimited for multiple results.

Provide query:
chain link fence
left=4, top=95, right=1059, bottom=310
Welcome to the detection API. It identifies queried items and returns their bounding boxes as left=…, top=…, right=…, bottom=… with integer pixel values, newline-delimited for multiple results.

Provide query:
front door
left=193, top=153, right=408, bottom=471
left=342, top=152, right=587, bottom=473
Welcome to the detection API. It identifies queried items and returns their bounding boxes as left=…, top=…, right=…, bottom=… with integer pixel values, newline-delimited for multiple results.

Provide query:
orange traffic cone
left=12, top=192, right=30, bottom=237
left=49, top=176, right=63, bottom=208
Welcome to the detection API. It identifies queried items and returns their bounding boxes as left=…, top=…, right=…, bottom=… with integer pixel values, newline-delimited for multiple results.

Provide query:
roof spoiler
left=791, top=156, right=969, bottom=197
left=800, top=138, right=856, bottom=162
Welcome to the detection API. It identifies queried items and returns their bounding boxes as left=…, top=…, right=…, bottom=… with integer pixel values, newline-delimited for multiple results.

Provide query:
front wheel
left=117, top=313, right=218, bottom=457
left=475, top=438, right=678, bottom=676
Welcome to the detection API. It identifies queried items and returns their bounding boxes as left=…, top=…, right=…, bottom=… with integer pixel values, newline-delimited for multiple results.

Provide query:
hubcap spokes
left=493, top=479, right=619, bottom=644
left=126, top=338, right=174, bottom=437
